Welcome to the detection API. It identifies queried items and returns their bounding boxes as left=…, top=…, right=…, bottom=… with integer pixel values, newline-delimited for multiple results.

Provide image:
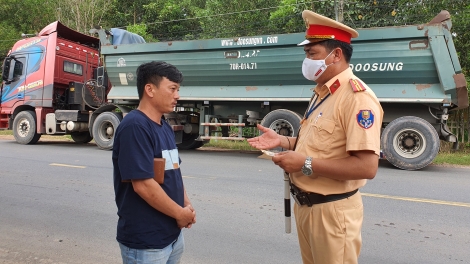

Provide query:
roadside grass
left=1, top=129, right=469, bottom=166
left=204, top=139, right=258, bottom=151
left=433, top=151, right=470, bottom=166
left=433, top=142, right=470, bottom=166
left=0, top=130, right=72, bottom=140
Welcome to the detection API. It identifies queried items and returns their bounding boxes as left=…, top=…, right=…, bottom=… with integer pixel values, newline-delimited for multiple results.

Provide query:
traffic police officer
left=248, top=10, right=384, bottom=264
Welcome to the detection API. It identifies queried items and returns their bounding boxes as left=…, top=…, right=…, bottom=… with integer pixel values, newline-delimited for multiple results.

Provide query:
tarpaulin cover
left=110, top=28, right=146, bottom=45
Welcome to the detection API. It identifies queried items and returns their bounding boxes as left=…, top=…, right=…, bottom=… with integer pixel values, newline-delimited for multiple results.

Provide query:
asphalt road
left=0, top=138, right=469, bottom=264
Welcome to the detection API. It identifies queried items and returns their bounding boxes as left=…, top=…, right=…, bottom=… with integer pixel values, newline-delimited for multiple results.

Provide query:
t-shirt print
left=162, top=149, right=180, bottom=170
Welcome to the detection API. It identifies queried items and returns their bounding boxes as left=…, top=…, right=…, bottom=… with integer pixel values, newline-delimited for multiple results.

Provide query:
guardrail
left=200, top=114, right=246, bottom=140
left=448, top=108, right=470, bottom=145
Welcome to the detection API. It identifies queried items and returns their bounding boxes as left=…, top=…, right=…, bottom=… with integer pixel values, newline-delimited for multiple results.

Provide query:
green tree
left=194, top=0, right=279, bottom=38
left=0, top=0, right=57, bottom=62
left=56, top=0, right=113, bottom=33
left=143, top=0, right=202, bottom=41
left=103, top=0, right=153, bottom=29
left=0, top=23, right=19, bottom=63
left=1, top=0, right=57, bottom=33
left=268, top=0, right=307, bottom=34
left=126, top=23, right=158, bottom=42
left=0, top=0, right=469, bottom=87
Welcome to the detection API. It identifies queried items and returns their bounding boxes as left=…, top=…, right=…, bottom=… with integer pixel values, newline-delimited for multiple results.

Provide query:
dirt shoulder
left=0, top=135, right=253, bottom=151
left=0, top=134, right=73, bottom=142
left=0, top=135, right=15, bottom=140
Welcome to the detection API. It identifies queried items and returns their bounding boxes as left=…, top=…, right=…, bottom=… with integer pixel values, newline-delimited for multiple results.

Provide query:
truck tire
left=260, top=109, right=302, bottom=151
left=70, top=131, right=93, bottom=144
left=92, top=112, right=122, bottom=150
left=175, top=111, right=203, bottom=150
left=381, top=116, right=440, bottom=170
left=13, top=110, right=41, bottom=144
left=260, top=109, right=302, bottom=137
left=177, top=133, right=203, bottom=150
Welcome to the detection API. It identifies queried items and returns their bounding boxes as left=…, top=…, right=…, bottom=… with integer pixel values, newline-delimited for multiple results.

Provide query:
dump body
left=101, top=16, right=467, bottom=112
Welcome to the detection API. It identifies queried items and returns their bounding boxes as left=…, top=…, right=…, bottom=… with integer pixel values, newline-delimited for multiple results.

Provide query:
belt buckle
left=290, top=187, right=302, bottom=205
left=293, top=193, right=312, bottom=207
left=289, top=184, right=299, bottom=196
left=292, top=193, right=301, bottom=205
left=290, top=184, right=312, bottom=207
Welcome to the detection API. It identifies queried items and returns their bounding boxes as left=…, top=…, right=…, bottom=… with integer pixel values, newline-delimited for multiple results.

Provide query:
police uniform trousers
left=294, top=190, right=363, bottom=264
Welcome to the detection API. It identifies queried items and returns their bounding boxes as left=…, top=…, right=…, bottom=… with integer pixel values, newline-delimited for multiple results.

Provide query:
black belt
left=290, top=183, right=358, bottom=207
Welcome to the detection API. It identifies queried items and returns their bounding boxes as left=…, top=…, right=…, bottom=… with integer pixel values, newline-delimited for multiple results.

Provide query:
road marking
left=49, top=163, right=86, bottom=169
left=183, top=175, right=216, bottom=180
left=362, top=193, right=470, bottom=208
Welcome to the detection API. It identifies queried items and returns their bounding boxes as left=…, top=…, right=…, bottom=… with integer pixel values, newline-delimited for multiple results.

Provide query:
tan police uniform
left=291, top=10, right=384, bottom=264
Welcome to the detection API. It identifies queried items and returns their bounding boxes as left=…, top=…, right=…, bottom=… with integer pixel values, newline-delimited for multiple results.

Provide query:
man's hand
left=185, top=204, right=196, bottom=229
left=176, top=206, right=196, bottom=229
left=183, top=190, right=196, bottom=228
left=247, top=124, right=281, bottom=150
left=272, top=151, right=306, bottom=173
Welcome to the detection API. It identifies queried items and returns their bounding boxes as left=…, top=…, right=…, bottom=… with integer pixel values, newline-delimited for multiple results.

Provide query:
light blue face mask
left=302, top=50, right=335, bottom=81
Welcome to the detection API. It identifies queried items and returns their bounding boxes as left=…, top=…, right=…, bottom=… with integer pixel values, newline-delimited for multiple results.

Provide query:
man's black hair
left=317, top=39, right=353, bottom=63
left=136, top=61, right=184, bottom=100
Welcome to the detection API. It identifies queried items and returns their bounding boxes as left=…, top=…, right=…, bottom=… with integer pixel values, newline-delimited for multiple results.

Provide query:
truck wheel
left=381, top=116, right=439, bottom=170
left=92, top=112, right=122, bottom=150
left=173, top=111, right=203, bottom=150
left=13, top=110, right=41, bottom=144
left=177, top=133, right=203, bottom=150
left=70, top=131, right=93, bottom=144
left=260, top=109, right=302, bottom=137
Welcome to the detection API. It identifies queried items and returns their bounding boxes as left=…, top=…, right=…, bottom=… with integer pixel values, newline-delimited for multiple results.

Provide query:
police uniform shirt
left=292, top=67, right=384, bottom=195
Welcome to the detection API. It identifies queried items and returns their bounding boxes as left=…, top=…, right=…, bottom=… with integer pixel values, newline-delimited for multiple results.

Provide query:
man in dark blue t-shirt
left=113, top=61, right=196, bottom=263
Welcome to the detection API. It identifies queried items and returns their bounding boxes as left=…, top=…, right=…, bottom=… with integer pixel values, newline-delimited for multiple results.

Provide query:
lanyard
left=304, top=93, right=330, bottom=120
left=295, top=93, right=331, bottom=150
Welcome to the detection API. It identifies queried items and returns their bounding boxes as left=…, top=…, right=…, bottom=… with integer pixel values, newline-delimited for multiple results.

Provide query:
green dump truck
left=91, top=10, right=467, bottom=170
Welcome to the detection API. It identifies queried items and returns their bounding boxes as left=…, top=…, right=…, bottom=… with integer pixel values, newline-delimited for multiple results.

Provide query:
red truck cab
left=1, top=21, right=103, bottom=144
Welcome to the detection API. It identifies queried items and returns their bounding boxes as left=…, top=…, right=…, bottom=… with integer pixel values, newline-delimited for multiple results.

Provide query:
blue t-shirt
left=112, top=110, right=184, bottom=249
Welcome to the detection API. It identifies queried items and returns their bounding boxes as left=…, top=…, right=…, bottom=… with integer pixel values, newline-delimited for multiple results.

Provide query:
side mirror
left=2, top=57, right=12, bottom=82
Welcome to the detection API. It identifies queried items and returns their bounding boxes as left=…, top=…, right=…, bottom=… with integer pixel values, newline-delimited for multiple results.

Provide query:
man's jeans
left=119, top=231, right=184, bottom=264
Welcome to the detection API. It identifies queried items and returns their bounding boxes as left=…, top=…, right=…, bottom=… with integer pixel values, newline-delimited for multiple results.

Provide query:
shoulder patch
left=349, top=78, right=367, bottom=92
left=356, top=110, right=374, bottom=129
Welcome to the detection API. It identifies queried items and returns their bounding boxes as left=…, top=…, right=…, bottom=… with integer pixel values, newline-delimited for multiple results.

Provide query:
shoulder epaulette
left=349, top=78, right=367, bottom=92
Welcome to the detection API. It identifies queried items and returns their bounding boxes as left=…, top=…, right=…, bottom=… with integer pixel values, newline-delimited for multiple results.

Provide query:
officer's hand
left=272, top=151, right=306, bottom=173
left=177, top=206, right=196, bottom=229
left=247, top=124, right=281, bottom=150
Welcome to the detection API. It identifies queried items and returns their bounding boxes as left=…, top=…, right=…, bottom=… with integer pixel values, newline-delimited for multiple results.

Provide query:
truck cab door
left=0, top=65, right=3, bottom=114
left=1, top=56, right=27, bottom=106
